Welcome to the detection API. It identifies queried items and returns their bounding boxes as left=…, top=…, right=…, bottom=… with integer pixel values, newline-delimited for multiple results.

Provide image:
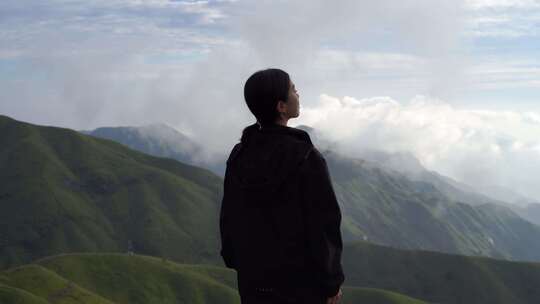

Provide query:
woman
left=220, top=68, right=344, bottom=304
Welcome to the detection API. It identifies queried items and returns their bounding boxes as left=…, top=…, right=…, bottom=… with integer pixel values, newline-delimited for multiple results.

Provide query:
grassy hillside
left=6, top=247, right=540, bottom=304
left=86, top=121, right=540, bottom=262
left=0, top=115, right=224, bottom=269
left=0, top=253, right=238, bottom=304
left=342, top=287, right=427, bottom=304
left=343, top=241, right=540, bottom=304
left=0, top=284, right=50, bottom=304
left=0, top=253, right=427, bottom=304
left=0, top=263, right=115, bottom=304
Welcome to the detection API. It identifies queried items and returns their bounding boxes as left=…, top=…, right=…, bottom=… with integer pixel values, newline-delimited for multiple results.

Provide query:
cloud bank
left=1, top=0, right=540, bottom=201
left=295, top=94, right=540, bottom=201
left=0, top=0, right=469, bottom=154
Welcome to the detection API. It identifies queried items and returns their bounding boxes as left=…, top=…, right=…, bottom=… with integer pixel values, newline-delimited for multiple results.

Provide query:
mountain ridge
left=0, top=114, right=224, bottom=269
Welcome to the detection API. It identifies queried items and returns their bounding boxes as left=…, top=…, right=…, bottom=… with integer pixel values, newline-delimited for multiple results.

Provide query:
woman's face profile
left=286, top=79, right=300, bottom=119
left=275, top=78, right=300, bottom=124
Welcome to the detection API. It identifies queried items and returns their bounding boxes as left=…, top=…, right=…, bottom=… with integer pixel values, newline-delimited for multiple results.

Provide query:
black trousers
left=239, top=285, right=327, bottom=304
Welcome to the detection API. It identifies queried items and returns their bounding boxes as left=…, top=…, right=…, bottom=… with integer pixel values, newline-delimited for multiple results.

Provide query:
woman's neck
left=275, top=118, right=289, bottom=126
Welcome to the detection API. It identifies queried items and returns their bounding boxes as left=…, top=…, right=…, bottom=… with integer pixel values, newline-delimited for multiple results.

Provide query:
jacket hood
left=226, top=122, right=314, bottom=202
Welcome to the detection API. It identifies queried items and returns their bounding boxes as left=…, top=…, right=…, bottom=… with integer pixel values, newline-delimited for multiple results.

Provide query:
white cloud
left=0, top=1, right=228, bottom=60
left=0, top=0, right=469, bottom=138
left=465, top=59, right=540, bottom=90
left=295, top=94, right=540, bottom=200
left=464, top=0, right=540, bottom=37
left=466, top=0, right=540, bottom=9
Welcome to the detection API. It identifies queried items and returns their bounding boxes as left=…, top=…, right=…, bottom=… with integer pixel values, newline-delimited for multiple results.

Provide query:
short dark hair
left=243, top=68, right=291, bottom=126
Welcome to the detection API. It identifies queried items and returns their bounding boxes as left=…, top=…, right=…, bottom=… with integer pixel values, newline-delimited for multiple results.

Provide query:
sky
left=1, top=0, right=540, bottom=201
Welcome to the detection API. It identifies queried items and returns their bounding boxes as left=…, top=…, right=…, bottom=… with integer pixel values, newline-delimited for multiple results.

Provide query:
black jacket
left=219, top=122, right=345, bottom=297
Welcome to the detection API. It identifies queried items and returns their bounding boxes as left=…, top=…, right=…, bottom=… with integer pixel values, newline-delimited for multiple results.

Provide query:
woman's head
left=243, top=68, right=299, bottom=126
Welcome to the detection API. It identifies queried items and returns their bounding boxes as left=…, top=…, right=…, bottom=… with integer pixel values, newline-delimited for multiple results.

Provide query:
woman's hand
left=326, top=287, right=342, bottom=304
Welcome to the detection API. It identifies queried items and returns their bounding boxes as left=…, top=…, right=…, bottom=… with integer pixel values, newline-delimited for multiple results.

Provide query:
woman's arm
left=299, top=147, right=345, bottom=298
left=219, top=145, right=243, bottom=270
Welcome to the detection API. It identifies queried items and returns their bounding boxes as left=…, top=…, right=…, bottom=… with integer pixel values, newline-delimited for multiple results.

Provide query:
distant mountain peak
left=79, top=123, right=228, bottom=175
left=359, top=149, right=426, bottom=176
left=135, top=123, right=192, bottom=142
left=138, top=122, right=179, bottom=132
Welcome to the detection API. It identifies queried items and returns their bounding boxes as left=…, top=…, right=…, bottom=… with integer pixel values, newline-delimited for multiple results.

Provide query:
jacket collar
left=250, top=122, right=313, bottom=145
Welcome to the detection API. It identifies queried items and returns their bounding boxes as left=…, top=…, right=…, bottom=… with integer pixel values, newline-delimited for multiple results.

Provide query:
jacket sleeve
left=299, top=147, right=345, bottom=297
left=219, top=162, right=236, bottom=270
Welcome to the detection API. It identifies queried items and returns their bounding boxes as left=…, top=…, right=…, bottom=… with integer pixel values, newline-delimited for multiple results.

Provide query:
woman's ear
left=276, top=100, right=287, bottom=114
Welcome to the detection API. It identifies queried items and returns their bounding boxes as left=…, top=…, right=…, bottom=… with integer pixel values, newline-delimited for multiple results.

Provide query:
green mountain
left=343, top=241, right=540, bottom=304
left=81, top=124, right=226, bottom=177
left=356, top=148, right=504, bottom=207
left=326, top=150, right=540, bottom=261
left=342, top=287, right=427, bottom=304
left=0, top=253, right=238, bottom=304
left=4, top=244, right=540, bottom=304
left=4, top=115, right=540, bottom=303
left=0, top=115, right=224, bottom=269
left=0, top=253, right=427, bottom=304
left=76, top=120, right=540, bottom=261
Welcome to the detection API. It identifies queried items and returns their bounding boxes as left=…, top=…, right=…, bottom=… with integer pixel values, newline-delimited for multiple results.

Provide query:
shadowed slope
left=343, top=241, right=540, bottom=304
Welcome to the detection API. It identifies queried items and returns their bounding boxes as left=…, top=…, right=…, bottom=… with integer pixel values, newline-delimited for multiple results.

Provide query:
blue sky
left=1, top=0, right=540, bottom=200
